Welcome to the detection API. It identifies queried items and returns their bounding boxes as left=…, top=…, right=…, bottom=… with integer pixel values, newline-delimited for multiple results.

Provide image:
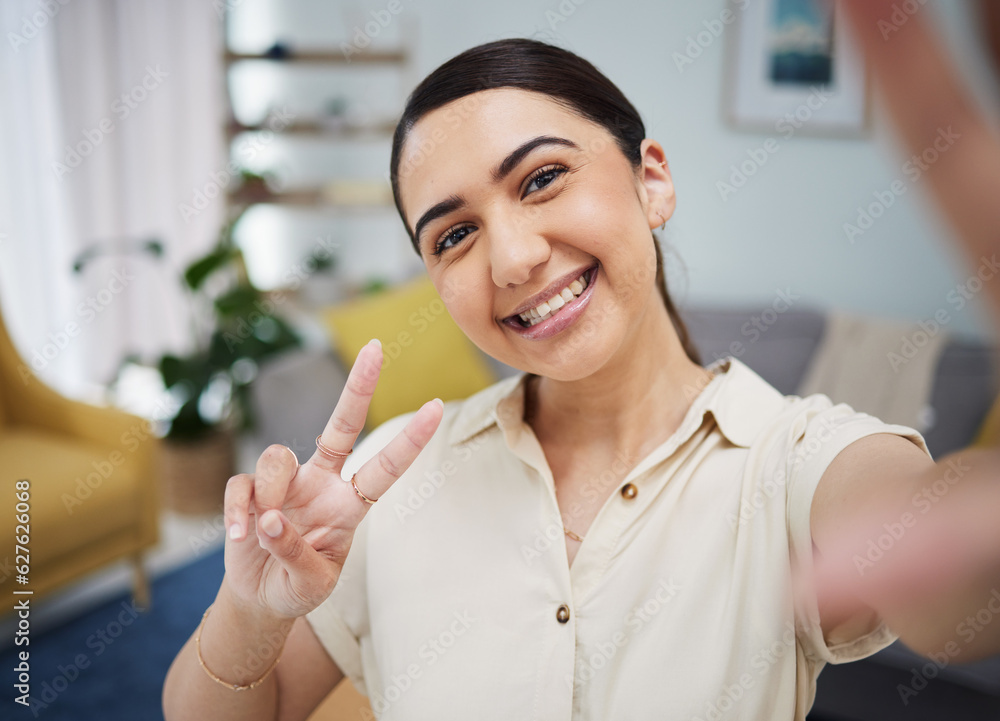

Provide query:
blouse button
left=621, top=483, right=638, bottom=500
left=556, top=604, right=571, bottom=624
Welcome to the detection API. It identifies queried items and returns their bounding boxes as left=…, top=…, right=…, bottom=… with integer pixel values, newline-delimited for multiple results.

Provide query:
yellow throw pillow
left=972, top=393, right=1000, bottom=448
left=321, top=276, right=496, bottom=429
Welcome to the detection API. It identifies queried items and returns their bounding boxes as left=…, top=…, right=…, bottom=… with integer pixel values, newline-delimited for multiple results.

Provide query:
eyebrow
left=412, top=135, right=581, bottom=251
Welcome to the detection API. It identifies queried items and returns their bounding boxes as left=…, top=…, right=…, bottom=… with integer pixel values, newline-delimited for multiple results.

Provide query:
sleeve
left=783, top=394, right=933, bottom=665
left=304, top=413, right=413, bottom=696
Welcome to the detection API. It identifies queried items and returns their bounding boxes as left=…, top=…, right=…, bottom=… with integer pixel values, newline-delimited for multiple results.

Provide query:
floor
left=0, top=507, right=226, bottom=645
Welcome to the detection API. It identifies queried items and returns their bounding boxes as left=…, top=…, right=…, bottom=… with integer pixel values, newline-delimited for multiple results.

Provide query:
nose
left=488, top=215, right=551, bottom=288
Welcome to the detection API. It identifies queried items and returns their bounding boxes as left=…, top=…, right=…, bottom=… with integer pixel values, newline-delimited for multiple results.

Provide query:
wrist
left=218, top=574, right=298, bottom=629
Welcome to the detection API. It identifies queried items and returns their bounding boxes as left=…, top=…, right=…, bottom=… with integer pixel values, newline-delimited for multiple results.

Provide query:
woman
left=163, top=7, right=1000, bottom=719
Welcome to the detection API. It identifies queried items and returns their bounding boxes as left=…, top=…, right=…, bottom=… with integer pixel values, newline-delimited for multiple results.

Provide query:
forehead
left=397, top=88, right=607, bottom=218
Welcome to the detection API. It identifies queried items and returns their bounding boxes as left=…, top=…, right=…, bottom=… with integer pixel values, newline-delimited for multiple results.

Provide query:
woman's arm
left=804, top=0, right=1000, bottom=661
left=161, top=341, right=443, bottom=719
left=810, top=435, right=1000, bottom=662
left=163, top=579, right=344, bottom=721
left=839, top=0, right=1000, bottom=327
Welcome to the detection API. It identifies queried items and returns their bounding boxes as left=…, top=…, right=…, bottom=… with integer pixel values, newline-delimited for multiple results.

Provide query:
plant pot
left=157, top=428, right=235, bottom=515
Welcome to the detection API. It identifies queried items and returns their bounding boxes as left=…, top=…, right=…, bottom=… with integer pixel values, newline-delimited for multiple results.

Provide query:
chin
left=490, top=326, right=627, bottom=382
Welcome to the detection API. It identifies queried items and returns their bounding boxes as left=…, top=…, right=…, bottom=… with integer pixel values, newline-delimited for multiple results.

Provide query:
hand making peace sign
left=221, top=339, right=443, bottom=620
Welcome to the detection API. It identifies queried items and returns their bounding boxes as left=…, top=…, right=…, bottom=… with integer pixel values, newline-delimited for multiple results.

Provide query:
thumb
left=257, top=509, right=336, bottom=601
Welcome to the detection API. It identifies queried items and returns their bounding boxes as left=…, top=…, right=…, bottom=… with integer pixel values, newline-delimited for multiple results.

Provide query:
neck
left=527, top=295, right=715, bottom=466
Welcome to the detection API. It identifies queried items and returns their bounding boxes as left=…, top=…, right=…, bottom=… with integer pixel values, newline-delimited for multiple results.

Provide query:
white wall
left=390, top=0, right=998, bottom=341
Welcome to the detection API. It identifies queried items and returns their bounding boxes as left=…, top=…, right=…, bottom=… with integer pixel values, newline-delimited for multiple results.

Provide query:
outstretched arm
left=805, top=0, right=1000, bottom=663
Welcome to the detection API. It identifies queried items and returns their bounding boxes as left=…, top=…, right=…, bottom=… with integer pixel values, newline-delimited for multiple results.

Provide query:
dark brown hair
left=389, top=38, right=700, bottom=366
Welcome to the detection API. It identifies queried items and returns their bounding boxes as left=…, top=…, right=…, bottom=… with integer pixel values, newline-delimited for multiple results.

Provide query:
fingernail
left=261, top=512, right=282, bottom=538
left=229, top=523, right=242, bottom=540
left=368, top=338, right=382, bottom=349
left=432, top=398, right=444, bottom=409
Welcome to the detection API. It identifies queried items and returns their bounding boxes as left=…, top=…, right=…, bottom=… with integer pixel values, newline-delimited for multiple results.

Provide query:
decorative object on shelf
left=725, top=0, right=868, bottom=136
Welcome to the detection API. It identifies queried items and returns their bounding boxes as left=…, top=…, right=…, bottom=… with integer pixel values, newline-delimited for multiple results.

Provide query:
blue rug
left=2, top=548, right=225, bottom=720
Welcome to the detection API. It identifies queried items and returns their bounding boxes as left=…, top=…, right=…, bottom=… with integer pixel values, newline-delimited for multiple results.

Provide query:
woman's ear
left=638, top=138, right=676, bottom=229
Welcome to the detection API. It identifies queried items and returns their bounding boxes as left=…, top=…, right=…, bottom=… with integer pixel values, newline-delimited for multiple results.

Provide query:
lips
left=502, top=264, right=599, bottom=340
left=515, top=270, right=591, bottom=327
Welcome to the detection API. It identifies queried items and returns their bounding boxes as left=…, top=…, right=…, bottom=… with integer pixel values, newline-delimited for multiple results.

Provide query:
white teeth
left=517, top=272, right=591, bottom=327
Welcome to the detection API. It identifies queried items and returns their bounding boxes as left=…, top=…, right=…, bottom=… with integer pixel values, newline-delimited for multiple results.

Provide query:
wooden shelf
left=225, top=119, right=397, bottom=138
left=224, top=50, right=406, bottom=65
left=228, top=187, right=394, bottom=208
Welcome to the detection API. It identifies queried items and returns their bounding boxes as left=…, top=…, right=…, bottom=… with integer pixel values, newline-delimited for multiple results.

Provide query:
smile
left=502, top=264, right=598, bottom=340
left=517, top=270, right=591, bottom=327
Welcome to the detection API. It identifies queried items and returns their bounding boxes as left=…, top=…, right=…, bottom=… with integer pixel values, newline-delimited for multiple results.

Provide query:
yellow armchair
left=0, top=298, right=159, bottom=612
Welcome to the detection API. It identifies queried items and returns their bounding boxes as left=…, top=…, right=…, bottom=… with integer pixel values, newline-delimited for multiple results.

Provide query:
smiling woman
left=162, top=29, right=999, bottom=721
left=390, top=39, right=701, bottom=376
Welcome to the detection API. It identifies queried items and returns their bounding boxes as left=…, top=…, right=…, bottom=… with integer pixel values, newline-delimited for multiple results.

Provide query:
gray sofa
left=680, top=304, right=1000, bottom=721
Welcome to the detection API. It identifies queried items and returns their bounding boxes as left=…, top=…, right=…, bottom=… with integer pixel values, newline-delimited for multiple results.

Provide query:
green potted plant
left=122, top=210, right=302, bottom=513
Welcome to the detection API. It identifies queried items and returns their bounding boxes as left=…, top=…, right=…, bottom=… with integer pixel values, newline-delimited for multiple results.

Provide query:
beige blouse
left=306, top=355, right=930, bottom=720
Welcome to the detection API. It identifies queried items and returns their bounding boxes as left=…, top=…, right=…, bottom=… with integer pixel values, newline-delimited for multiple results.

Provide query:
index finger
left=307, top=338, right=383, bottom=474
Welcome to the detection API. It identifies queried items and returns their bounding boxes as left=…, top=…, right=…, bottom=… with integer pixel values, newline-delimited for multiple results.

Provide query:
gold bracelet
left=195, top=604, right=281, bottom=691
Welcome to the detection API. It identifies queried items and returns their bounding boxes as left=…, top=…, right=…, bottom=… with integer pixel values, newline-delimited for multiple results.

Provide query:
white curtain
left=0, top=0, right=226, bottom=401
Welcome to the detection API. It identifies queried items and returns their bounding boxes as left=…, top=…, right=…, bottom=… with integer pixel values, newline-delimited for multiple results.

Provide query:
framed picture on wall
left=725, top=0, right=868, bottom=137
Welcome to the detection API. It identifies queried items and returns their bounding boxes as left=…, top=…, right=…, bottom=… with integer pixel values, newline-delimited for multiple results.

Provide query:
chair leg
left=131, top=553, right=151, bottom=612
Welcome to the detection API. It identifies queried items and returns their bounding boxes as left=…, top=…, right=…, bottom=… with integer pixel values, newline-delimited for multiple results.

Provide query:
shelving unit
left=219, top=8, right=420, bottom=299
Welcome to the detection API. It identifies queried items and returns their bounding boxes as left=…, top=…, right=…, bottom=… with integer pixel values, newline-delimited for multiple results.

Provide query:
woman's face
left=397, top=88, right=676, bottom=381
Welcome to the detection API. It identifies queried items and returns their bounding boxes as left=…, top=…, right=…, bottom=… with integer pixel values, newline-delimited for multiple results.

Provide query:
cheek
left=432, top=269, right=498, bottom=346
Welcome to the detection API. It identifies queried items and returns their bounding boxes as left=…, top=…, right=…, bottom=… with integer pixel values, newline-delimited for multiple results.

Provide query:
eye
left=522, top=164, right=568, bottom=198
left=433, top=223, right=475, bottom=256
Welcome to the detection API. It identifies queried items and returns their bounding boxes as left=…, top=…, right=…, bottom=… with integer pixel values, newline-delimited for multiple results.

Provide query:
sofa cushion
left=0, top=428, right=143, bottom=564
left=680, top=304, right=827, bottom=395
left=320, top=277, right=496, bottom=429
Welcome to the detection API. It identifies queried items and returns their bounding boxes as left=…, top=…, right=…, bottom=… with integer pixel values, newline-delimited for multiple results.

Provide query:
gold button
left=556, top=604, right=571, bottom=624
left=621, top=483, right=638, bottom=500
